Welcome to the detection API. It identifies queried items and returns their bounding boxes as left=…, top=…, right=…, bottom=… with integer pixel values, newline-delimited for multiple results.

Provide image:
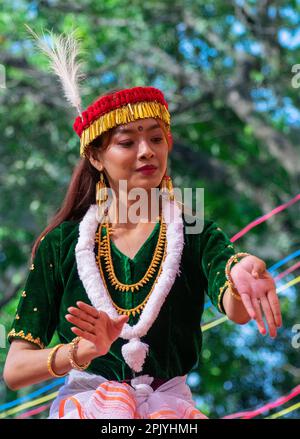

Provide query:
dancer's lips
left=136, top=165, right=157, bottom=175
left=136, top=165, right=157, bottom=171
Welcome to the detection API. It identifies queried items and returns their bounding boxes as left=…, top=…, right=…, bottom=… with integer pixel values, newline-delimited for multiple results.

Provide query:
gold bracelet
left=217, top=280, right=229, bottom=314
left=227, top=283, right=242, bottom=301
left=68, top=337, right=91, bottom=371
left=47, top=344, right=68, bottom=378
left=225, top=252, right=251, bottom=301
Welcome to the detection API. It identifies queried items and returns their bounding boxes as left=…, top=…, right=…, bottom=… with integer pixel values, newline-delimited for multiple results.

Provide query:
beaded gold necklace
left=96, top=217, right=166, bottom=293
left=95, top=218, right=167, bottom=317
left=76, top=202, right=184, bottom=372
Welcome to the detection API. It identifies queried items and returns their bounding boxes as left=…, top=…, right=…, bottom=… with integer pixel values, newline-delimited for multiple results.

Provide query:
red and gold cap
left=24, top=29, right=173, bottom=157
left=73, top=86, right=172, bottom=158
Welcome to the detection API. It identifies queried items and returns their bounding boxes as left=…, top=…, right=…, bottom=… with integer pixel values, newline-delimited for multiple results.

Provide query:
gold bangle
left=47, top=344, right=68, bottom=378
left=68, top=337, right=91, bottom=371
left=225, top=252, right=251, bottom=280
left=225, top=252, right=251, bottom=300
left=217, top=280, right=229, bottom=314
left=228, top=283, right=242, bottom=301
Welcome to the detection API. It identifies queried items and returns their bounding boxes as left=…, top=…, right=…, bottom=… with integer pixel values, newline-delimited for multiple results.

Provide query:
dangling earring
left=96, top=169, right=109, bottom=222
left=160, top=173, right=175, bottom=201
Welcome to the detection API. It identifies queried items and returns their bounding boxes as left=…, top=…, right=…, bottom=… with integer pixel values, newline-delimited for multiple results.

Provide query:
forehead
left=112, top=118, right=162, bottom=135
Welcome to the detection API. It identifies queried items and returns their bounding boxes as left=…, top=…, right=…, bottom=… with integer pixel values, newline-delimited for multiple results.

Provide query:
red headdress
left=73, top=86, right=172, bottom=158
left=24, top=25, right=172, bottom=158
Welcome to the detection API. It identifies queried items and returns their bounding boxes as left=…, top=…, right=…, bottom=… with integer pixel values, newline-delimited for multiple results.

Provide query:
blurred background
left=0, top=0, right=300, bottom=419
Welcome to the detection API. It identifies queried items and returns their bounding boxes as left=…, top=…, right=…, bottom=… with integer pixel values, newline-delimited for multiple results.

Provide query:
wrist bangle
left=225, top=252, right=251, bottom=300
left=47, top=344, right=68, bottom=378
left=68, top=337, right=91, bottom=371
left=217, top=280, right=229, bottom=314
left=228, top=283, right=242, bottom=301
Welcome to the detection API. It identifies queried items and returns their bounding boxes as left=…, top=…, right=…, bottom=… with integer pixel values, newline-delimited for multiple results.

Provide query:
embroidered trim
left=7, top=329, right=44, bottom=349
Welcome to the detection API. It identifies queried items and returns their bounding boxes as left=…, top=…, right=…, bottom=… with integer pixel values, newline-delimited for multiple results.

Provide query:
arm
left=4, top=302, right=129, bottom=391
left=199, top=221, right=282, bottom=335
left=222, top=286, right=251, bottom=325
left=3, top=338, right=96, bottom=391
left=199, top=220, right=244, bottom=316
left=224, top=255, right=282, bottom=337
left=4, top=228, right=63, bottom=389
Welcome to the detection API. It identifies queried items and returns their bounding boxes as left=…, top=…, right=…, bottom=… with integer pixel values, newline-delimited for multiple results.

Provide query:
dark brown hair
left=30, top=88, right=172, bottom=261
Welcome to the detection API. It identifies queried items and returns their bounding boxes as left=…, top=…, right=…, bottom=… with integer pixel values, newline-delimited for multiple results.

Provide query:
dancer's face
left=89, top=118, right=170, bottom=195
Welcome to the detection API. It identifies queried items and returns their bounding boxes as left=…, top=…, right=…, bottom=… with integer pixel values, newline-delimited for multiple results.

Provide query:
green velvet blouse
left=7, top=213, right=238, bottom=381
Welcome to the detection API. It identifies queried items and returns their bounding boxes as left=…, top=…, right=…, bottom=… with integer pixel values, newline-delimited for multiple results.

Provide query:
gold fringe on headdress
left=80, top=101, right=171, bottom=157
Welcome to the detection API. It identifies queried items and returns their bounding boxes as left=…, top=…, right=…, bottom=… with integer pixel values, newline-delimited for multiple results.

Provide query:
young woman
left=3, top=85, right=282, bottom=419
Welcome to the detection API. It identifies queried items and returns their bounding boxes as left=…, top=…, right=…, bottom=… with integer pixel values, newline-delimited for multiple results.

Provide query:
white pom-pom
left=121, top=338, right=149, bottom=373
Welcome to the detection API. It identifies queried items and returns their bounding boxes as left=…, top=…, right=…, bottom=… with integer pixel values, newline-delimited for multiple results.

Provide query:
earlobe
left=89, top=155, right=103, bottom=172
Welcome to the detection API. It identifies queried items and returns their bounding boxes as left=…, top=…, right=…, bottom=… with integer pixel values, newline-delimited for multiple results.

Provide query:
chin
left=130, top=177, right=161, bottom=191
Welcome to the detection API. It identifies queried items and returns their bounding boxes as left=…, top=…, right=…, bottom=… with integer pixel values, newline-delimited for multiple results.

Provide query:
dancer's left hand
left=230, top=255, right=282, bottom=337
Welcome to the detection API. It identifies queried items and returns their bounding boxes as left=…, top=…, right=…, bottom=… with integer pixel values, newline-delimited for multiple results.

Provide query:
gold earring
left=160, top=174, right=174, bottom=201
left=96, top=170, right=109, bottom=221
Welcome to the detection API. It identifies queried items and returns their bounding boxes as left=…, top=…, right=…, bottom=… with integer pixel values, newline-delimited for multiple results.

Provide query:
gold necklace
left=96, top=241, right=167, bottom=317
left=95, top=218, right=168, bottom=317
left=95, top=217, right=167, bottom=293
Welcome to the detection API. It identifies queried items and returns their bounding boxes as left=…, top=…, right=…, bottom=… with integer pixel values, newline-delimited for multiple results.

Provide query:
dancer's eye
left=118, top=141, right=133, bottom=147
left=152, top=137, right=163, bottom=143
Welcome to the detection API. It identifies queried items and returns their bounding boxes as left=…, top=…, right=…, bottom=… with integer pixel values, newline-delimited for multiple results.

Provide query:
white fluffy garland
left=75, top=198, right=184, bottom=372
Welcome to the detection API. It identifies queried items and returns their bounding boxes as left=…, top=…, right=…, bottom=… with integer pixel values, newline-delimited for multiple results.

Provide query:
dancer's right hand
left=65, top=301, right=129, bottom=357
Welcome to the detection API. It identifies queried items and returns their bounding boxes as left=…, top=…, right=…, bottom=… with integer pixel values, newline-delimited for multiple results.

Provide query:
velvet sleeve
left=7, top=226, right=63, bottom=349
left=199, top=220, right=240, bottom=314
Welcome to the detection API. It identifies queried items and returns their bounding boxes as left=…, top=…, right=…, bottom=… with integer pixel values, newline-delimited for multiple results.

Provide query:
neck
left=106, top=190, right=162, bottom=229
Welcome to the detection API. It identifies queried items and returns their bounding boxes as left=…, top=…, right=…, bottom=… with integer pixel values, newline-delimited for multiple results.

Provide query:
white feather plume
left=24, top=24, right=85, bottom=119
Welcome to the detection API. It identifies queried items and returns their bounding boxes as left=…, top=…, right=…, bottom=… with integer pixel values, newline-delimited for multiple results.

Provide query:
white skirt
left=48, top=370, right=208, bottom=419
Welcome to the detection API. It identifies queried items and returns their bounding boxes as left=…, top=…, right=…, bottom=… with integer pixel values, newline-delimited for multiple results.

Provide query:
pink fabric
left=48, top=370, right=208, bottom=419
